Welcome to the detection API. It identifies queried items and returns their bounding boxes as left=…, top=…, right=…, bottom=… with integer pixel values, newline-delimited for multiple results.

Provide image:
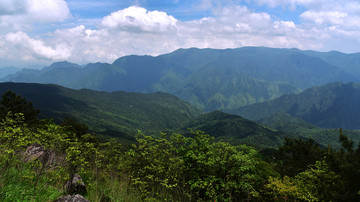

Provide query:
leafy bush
left=126, top=131, right=263, bottom=201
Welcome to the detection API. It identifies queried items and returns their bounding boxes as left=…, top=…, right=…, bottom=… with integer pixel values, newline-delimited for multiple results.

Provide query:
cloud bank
left=0, top=0, right=360, bottom=67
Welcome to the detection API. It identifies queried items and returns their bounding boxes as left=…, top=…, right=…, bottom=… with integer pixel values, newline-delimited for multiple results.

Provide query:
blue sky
left=1, top=0, right=360, bottom=67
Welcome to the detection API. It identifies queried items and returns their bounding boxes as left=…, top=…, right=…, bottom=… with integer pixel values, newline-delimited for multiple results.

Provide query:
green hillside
left=183, top=111, right=299, bottom=148
left=0, top=82, right=203, bottom=139
left=258, top=112, right=360, bottom=148
left=233, top=82, right=360, bottom=129
left=259, top=112, right=321, bottom=132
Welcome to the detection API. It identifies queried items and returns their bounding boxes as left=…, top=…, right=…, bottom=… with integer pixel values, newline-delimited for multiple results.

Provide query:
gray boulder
left=24, top=143, right=53, bottom=164
left=55, top=194, right=89, bottom=202
left=66, top=173, right=87, bottom=195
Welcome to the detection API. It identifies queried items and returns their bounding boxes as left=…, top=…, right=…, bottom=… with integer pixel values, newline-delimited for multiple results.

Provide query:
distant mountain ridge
left=0, top=66, right=22, bottom=78
left=3, top=47, right=360, bottom=111
left=232, top=82, right=360, bottom=129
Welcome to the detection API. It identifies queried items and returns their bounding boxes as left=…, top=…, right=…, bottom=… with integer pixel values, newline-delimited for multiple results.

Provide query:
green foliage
left=0, top=113, right=65, bottom=200
left=295, top=160, right=343, bottom=201
left=324, top=129, right=360, bottom=200
left=125, top=131, right=264, bottom=201
left=265, top=160, right=342, bottom=201
left=0, top=90, right=39, bottom=124
left=61, top=117, right=89, bottom=138
left=85, top=175, right=142, bottom=202
left=126, top=133, right=183, bottom=200
left=65, top=134, right=97, bottom=176
left=0, top=113, right=32, bottom=171
left=339, top=128, right=354, bottom=152
left=276, top=138, right=324, bottom=176
left=265, top=176, right=300, bottom=200
left=270, top=131, right=360, bottom=201
left=176, top=131, right=260, bottom=200
left=0, top=110, right=102, bottom=200
left=0, top=160, right=62, bottom=201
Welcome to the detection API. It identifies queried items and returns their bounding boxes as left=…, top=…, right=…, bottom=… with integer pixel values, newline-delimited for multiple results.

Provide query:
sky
left=1, top=0, right=360, bottom=67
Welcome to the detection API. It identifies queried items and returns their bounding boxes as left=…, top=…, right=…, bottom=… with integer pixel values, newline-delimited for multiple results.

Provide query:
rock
left=55, top=194, right=89, bottom=202
left=24, top=143, right=52, bottom=164
left=66, top=174, right=87, bottom=195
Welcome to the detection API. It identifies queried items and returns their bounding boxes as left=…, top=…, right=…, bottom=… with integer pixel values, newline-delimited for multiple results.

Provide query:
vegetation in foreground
left=1, top=91, right=360, bottom=201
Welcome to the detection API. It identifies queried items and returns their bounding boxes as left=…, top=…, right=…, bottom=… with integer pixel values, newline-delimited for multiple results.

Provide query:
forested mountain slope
left=0, top=82, right=202, bottom=138
left=183, top=111, right=299, bottom=148
left=258, top=112, right=360, bottom=148
left=233, top=82, right=360, bottom=129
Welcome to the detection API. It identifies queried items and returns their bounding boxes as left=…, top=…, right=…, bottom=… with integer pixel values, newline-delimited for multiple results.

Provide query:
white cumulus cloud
left=0, top=0, right=70, bottom=32
left=301, top=11, right=348, bottom=25
left=5, top=32, right=72, bottom=60
left=27, top=0, right=70, bottom=22
left=101, top=6, right=177, bottom=32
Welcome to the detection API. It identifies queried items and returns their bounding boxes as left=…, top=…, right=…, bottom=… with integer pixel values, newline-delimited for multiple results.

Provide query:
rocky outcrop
left=24, top=143, right=54, bottom=164
left=55, top=194, right=89, bottom=202
left=66, top=173, right=87, bottom=195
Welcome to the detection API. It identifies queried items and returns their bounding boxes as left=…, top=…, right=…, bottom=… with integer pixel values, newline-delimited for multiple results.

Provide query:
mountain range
left=4, top=47, right=360, bottom=112
left=0, top=66, right=21, bottom=78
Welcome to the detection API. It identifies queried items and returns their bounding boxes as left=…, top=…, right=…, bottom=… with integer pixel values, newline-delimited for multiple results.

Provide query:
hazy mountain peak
left=42, top=61, right=81, bottom=72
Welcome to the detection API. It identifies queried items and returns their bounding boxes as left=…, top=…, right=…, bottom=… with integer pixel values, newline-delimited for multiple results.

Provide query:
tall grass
left=85, top=174, right=143, bottom=201
left=0, top=158, right=145, bottom=201
left=0, top=161, right=62, bottom=201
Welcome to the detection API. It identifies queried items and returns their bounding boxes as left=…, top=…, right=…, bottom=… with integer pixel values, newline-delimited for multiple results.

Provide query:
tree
left=174, top=131, right=260, bottom=201
left=325, top=130, right=360, bottom=200
left=265, top=160, right=343, bottom=201
left=0, top=90, right=39, bottom=124
left=295, top=160, right=343, bottom=201
left=276, top=138, right=324, bottom=176
left=265, top=176, right=300, bottom=200
left=339, top=128, right=354, bottom=153
left=126, top=133, right=183, bottom=200
left=60, top=117, right=89, bottom=139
